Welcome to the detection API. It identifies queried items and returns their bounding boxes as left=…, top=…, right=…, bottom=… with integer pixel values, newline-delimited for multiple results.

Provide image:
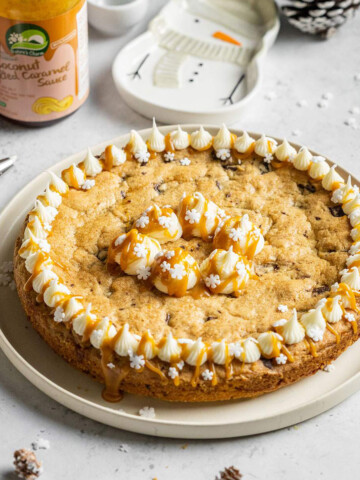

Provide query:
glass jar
left=0, top=0, right=89, bottom=126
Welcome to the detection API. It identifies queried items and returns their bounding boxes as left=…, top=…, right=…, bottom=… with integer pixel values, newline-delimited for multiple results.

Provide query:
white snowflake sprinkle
left=277, top=304, right=288, bottom=313
left=137, top=266, right=151, bottom=280
left=107, top=362, right=115, bottom=369
left=296, top=99, right=308, bottom=108
left=0, top=273, right=11, bottom=286
left=43, top=222, right=52, bottom=232
left=164, top=250, right=175, bottom=259
left=135, top=151, right=150, bottom=164
left=205, top=274, right=221, bottom=289
left=133, top=243, right=147, bottom=258
left=236, top=262, right=246, bottom=276
left=275, top=353, right=287, bottom=365
left=349, top=106, right=360, bottom=115
left=201, top=369, right=214, bottom=381
left=160, top=261, right=171, bottom=272
left=264, top=153, right=273, bottom=164
left=139, top=406, right=155, bottom=418
left=177, top=360, right=185, bottom=370
left=215, top=149, right=231, bottom=161
left=54, top=306, right=65, bottom=323
left=168, top=367, right=179, bottom=379
left=158, top=216, right=171, bottom=228
left=317, top=99, right=329, bottom=108
left=324, top=363, right=335, bottom=373
left=228, top=227, right=242, bottom=242
left=129, top=353, right=145, bottom=370
left=0, top=261, right=13, bottom=273
left=170, top=263, right=186, bottom=280
left=135, top=215, right=149, bottom=228
left=180, top=157, right=191, bottom=166
left=185, top=208, right=201, bottom=224
left=81, top=179, right=95, bottom=190
left=164, top=151, right=175, bottom=162
left=345, top=312, right=355, bottom=322
left=31, top=438, right=50, bottom=451
left=307, top=327, right=324, bottom=342
left=229, top=342, right=243, bottom=359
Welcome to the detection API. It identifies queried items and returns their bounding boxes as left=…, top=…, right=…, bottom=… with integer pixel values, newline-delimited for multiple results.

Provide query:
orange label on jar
left=0, top=0, right=89, bottom=123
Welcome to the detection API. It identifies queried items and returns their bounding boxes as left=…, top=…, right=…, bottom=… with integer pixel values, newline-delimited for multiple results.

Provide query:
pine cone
left=282, top=0, right=360, bottom=38
left=215, top=466, right=243, bottom=480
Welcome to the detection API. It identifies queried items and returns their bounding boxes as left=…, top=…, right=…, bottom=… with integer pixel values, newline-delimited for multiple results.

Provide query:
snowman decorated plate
left=112, top=0, right=280, bottom=124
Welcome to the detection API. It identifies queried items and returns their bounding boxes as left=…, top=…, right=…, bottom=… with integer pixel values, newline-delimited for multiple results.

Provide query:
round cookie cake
left=14, top=122, right=360, bottom=403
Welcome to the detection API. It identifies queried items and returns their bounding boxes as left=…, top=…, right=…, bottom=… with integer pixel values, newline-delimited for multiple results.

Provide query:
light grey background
left=1, top=1, right=360, bottom=478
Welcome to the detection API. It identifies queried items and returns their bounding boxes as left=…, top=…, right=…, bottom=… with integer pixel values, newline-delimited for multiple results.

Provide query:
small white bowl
left=88, top=0, right=148, bottom=36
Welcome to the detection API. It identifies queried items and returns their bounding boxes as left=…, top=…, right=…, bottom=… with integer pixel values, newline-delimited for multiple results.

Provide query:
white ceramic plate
left=1, top=125, right=360, bottom=439
left=112, top=0, right=280, bottom=124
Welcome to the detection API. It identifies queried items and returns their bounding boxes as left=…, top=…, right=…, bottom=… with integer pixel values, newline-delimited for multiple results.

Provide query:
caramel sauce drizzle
left=281, top=345, right=294, bottom=363
left=326, top=323, right=340, bottom=344
left=150, top=247, right=201, bottom=297
left=135, top=205, right=178, bottom=240
left=101, top=145, right=115, bottom=171
left=164, top=133, right=175, bottom=153
left=62, top=165, right=81, bottom=189
left=334, top=283, right=359, bottom=312
left=202, top=249, right=250, bottom=295
left=190, top=345, right=208, bottom=387
left=232, top=142, right=255, bottom=161
left=304, top=337, right=318, bottom=357
left=107, top=229, right=152, bottom=273
left=213, top=216, right=262, bottom=260
left=178, top=193, right=220, bottom=241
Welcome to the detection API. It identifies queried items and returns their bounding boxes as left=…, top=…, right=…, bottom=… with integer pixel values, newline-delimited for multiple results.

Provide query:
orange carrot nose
left=212, top=31, right=242, bottom=46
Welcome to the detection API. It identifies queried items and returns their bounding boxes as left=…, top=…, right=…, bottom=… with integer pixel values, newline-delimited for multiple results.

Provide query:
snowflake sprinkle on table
left=139, top=406, right=156, bottom=419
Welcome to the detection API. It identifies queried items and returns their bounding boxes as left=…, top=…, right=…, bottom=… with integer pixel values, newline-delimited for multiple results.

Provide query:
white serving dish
left=112, top=0, right=280, bottom=124
left=1, top=125, right=360, bottom=439
left=88, top=0, right=148, bottom=36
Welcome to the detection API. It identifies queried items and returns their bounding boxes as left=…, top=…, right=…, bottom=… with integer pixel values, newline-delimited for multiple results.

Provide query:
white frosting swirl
left=242, top=337, right=261, bottom=363
left=32, top=268, right=58, bottom=294
left=349, top=209, right=360, bottom=227
left=43, top=185, right=62, bottom=208
left=280, top=309, right=305, bottom=345
left=332, top=176, right=358, bottom=205
left=128, top=130, right=148, bottom=154
left=73, top=304, right=97, bottom=336
left=257, top=331, right=283, bottom=358
left=63, top=164, right=86, bottom=188
left=254, top=134, right=277, bottom=157
left=321, top=296, right=343, bottom=323
left=342, top=267, right=360, bottom=290
left=134, top=205, right=182, bottom=243
left=90, top=317, right=117, bottom=349
left=275, top=139, right=297, bottom=162
left=293, top=147, right=312, bottom=171
left=170, top=125, right=190, bottom=150
left=110, top=229, right=161, bottom=276
left=184, top=338, right=207, bottom=366
left=350, top=242, right=360, bottom=255
left=48, top=171, right=69, bottom=195
left=213, top=214, right=264, bottom=259
left=83, top=148, right=102, bottom=176
left=322, top=165, right=344, bottom=191
left=151, top=248, right=200, bottom=296
left=190, top=126, right=213, bottom=150
left=300, top=307, right=326, bottom=341
left=213, top=124, right=233, bottom=150
left=211, top=339, right=228, bottom=365
left=308, top=156, right=330, bottom=180
left=157, top=332, right=181, bottom=362
left=63, top=297, right=84, bottom=322
left=24, top=216, right=48, bottom=241
left=43, top=279, right=70, bottom=308
left=234, top=131, right=255, bottom=154
left=25, top=251, right=52, bottom=273
left=178, top=191, right=223, bottom=240
left=200, top=248, right=251, bottom=295
left=101, top=144, right=126, bottom=166
left=343, top=193, right=360, bottom=215
left=114, top=323, right=139, bottom=356
left=29, top=200, right=57, bottom=226
left=140, top=331, right=158, bottom=360
left=147, top=119, right=165, bottom=152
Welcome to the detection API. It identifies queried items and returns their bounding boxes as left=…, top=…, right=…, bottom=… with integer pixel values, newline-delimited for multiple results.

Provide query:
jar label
left=0, top=0, right=89, bottom=122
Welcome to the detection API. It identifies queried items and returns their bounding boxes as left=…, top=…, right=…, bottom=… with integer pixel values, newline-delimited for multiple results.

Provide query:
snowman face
left=120, top=0, right=277, bottom=112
